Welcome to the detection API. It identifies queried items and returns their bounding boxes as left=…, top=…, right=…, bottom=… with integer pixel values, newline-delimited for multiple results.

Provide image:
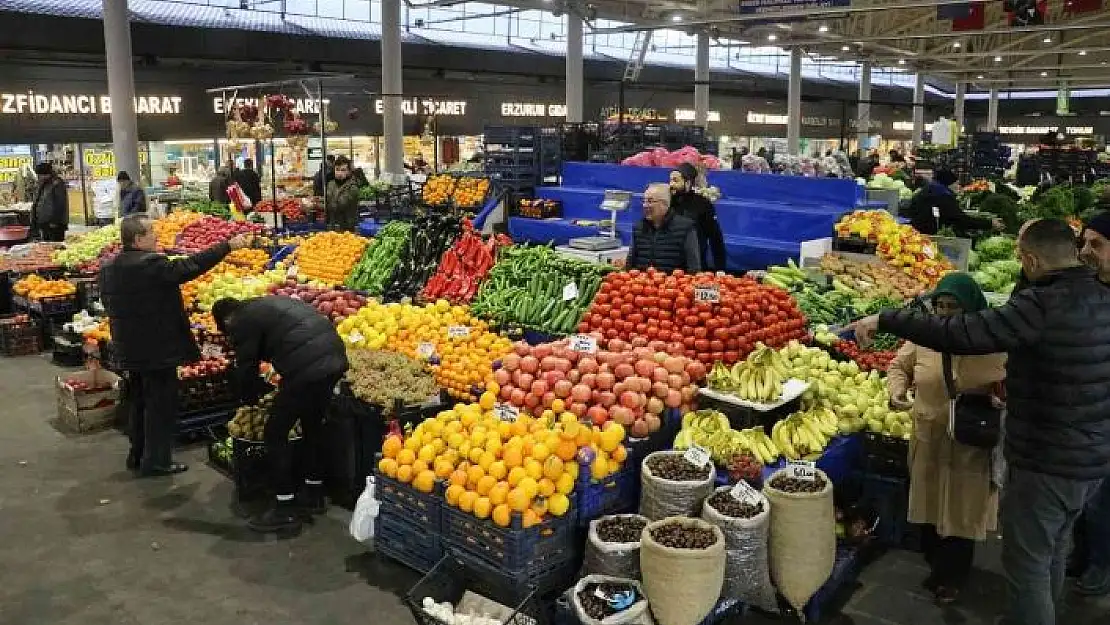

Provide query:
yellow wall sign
left=0, top=154, right=32, bottom=184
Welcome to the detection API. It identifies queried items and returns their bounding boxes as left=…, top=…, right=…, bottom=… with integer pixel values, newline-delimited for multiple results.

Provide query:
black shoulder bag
left=942, top=353, right=1002, bottom=449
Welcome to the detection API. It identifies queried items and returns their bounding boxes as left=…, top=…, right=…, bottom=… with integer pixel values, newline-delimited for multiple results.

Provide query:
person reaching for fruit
left=99, top=214, right=251, bottom=477
left=211, top=296, right=348, bottom=535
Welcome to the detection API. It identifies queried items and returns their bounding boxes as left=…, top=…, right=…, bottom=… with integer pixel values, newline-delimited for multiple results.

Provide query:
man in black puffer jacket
left=212, top=296, right=348, bottom=534
left=852, top=218, right=1110, bottom=625
left=626, top=183, right=702, bottom=273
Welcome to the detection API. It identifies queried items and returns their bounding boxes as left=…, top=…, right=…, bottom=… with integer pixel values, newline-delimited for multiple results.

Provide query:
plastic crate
left=802, top=543, right=866, bottom=623
left=18, top=293, right=78, bottom=316
left=178, top=370, right=238, bottom=414
left=323, top=391, right=386, bottom=509
left=575, top=459, right=638, bottom=525
left=0, top=313, right=42, bottom=356
left=441, top=495, right=578, bottom=574
left=406, top=552, right=555, bottom=625
left=861, top=432, right=909, bottom=478
left=229, top=437, right=306, bottom=502
left=375, top=468, right=445, bottom=531
left=857, top=471, right=910, bottom=547
left=377, top=502, right=446, bottom=574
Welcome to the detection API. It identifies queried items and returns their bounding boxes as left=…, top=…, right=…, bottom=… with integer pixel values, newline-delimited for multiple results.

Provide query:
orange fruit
left=522, top=509, right=541, bottom=528
left=476, top=475, right=497, bottom=496
left=556, top=472, right=575, bottom=495
left=396, top=449, right=416, bottom=466
left=503, top=447, right=524, bottom=469
left=487, top=460, right=508, bottom=481
left=473, top=496, right=492, bottom=519
left=489, top=482, right=510, bottom=506
left=537, top=477, right=556, bottom=498
left=413, top=470, right=436, bottom=493
left=445, top=484, right=465, bottom=507
left=458, top=490, right=478, bottom=513
left=382, top=435, right=403, bottom=459
left=555, top=440, right=578, bottom=462
left=542, top=456, right=564, bottom=481
left=548, top=492, right=571, bottom=517
left=466, top=465, right=485, bottom=488
left=611, top=444, right=628, bottom=463
left=492, top=504, right=512, bottom=527
left=449, top=469, right=468, bottom=488
left=507, top=466, right=527, bottom=487
left=507, top=487, right=531, bottom=513
left=377, top=457, right=398, bottom=478
left=396, top=464, right=414, bottom=484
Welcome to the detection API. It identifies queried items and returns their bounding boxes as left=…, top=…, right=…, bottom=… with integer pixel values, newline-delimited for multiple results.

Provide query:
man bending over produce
left=626, top=182, right=701, bottom=273
left=852, top=218, right=1110, bottom=625
left=212, top=296, right=348, bottom=534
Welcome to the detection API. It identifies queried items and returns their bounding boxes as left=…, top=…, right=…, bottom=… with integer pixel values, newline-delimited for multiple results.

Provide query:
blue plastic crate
left=857, top=471, right=910, bottom=547
left=441, top=496, right=578, bottom=574
left=697, top=597, right=747, bottom=625
left=575, top=459, right=638, bottom=525
left=264, top=244, right=297, bottom=270
left=377, top=504, right=444, bottom=574
left=803, top=543, right=864, bottom=623
left=374, top=471, right=444, bottom=531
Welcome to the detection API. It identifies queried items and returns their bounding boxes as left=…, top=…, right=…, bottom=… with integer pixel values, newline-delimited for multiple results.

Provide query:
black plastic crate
left=441, top=494, right=578, bottom=574
left=406, top=552, right=557, bottom=625
left=0, top=313, right=42, bottom=356
left=70, top=276, right=101, bottom=309
left=230, top=437, right=305, bottom=502
left=861, top=432, right=909, bottom=478
left=377, top=502, right=446, bottom=574
left=324, top=391, right=386, bottom=509
left=375, top=468, right=445, bottom=531
left=177, top=369, right=237, bottom=413
left=19, top=293, right=78, bottom=316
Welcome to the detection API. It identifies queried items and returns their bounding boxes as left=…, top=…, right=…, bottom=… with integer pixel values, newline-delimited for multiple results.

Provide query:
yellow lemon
left=445, top=484, right=465, bottom=507
left=458, top=490, right=478, bottom=513
left=524, top=458, right=544, bottom=481
left=418, top=444, right=437, bottom=464
left=531, top=443, right=551, bottom=463
left=548, top=492, right=571, bottom=517
left=473, top=496, right=492, bottom=519
left=537, top=477, right=556, bottom=498
left=489, top=482, right=510, bottom=506
left=518, top=477, right=539, bottom=500
left=507, top=466, right=527, bottom=487
left=377, top=457, right=398, bottom=478
left=492, top=504, right=512, bottom=527
left=555, top=471, right=575, bottom=495
left=488, top=460, right=508, bottom=481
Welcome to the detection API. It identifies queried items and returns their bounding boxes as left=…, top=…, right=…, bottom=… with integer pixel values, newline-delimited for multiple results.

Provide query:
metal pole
left=954, top=82, right=966, bottom=130
left=694, top=31, right=710, bottom=127
left=912, top=72, right=926, bottom=148
left=566, top=12, right=584, bottom=123
left=102, top=0, right=141, bottom=185
left=318, top=79, right=328, bottom=222
left=987, top=88, right=999, bottom=132
left=787, top=48, right=802, bottom=155
left=857, top=61, right=872, bottom=154
left=269, top=138, right=278, bottom=227
left=382, top=0, right=405, bottom=176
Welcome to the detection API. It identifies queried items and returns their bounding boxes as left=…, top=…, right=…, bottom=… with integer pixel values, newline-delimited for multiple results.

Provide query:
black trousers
left=38, top=224, right=67, bottom=242
left=922, top=523, right=976, bottom=589
left=264, top=376, right=338, bottom=497
left=127, top=368, right=180, bottom=470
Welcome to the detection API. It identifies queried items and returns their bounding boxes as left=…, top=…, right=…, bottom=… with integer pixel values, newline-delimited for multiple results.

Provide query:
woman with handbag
left=885, top=272, right=1006, bottom=604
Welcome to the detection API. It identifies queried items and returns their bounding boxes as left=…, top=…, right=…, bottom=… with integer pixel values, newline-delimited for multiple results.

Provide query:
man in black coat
left=31, top=162, right=68, bottom=241
left=669, top=163, right=727, bottom=271
left=852, top=219, right=1110, bottom=625
left=212, top=295, right=349, bottom=534
left=905, top=168, right=1000, bottom=236
left=233, top=158, right=263, bottom=206
left=99, top=215, right=250, bottom=476
left=627, top=183, right=702, bottom=273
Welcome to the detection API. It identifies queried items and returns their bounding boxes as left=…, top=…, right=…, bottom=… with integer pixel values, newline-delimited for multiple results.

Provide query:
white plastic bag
left=349, top=475, right=380, bottom=543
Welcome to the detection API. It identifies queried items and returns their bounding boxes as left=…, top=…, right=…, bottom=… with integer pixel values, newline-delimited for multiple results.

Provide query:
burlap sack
left=583, top=514, right=650, bottom=580
left=571, top=575, right=651, bottom=625
left=639, top=517, right=726, bottom=625
left=700, top=485, right=778, bottom=613
left=764, top=468, right=836, bottom=612
left=638, top=451, right=715, bottom=521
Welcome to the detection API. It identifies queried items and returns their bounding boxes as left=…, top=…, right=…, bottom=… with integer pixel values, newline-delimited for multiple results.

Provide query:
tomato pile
left=832, top=339, right=901, bottom=373
left=578, top=269, right=806, bottom=365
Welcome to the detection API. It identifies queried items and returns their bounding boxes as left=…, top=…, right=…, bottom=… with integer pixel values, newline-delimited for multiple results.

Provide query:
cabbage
left=975, top=236, right=1017, bottom=262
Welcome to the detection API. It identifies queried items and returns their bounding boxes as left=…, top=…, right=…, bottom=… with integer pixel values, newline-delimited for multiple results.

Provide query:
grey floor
left=0, top=354, right=1106, bottom=625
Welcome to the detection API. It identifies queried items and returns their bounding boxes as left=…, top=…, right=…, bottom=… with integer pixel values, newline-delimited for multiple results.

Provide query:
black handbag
left=942, top=353, right=1003, bottom=449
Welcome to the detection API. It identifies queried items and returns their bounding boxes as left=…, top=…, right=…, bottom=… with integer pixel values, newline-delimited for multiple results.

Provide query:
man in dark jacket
left=852, top=218, right=1110, bottom=625
left=31, top=162, right=68, bottom=241
left=233, top=158, right=263, bottom=206
left=326, top=156, right=361, bottom=232
left=209, top=167, right=232, bottom=204
left=669, top=163, right=727, bottom=271
left=99, top=215, right=250, bottom=476
left=117, top=171, right=147, bottom=217
left=905, top=168, right=1000, bottom=236
left=626, top=183, right=701, bottom=273
left=212, top=296, right=348, bottom=534
left=313, top=154, right=335, bottom=197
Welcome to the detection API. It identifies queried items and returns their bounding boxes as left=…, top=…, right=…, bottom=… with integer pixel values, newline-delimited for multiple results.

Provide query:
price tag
left=285, top=264, right=298, bottom=279
left=348, top=330, right=364, bottom=344
left=200, top=343, right=224, bottom=358
left=494, top=403, right=519, bottom=422
left=447, top=325, right=470, bottom=339
left=562, top=281, right=579, bottom=301
left=683, top=445, right=712, bottom=468
left=693, top=284, right=720, bottom=303
left=788, top=460, right=817, bottom=482
left=569, top=334, right=597, bottom=354
left=416, top=342, right=436, bottom=359
left=730, top=479, right=761, bottom=506
left=922, top=244, right=936, bottom=259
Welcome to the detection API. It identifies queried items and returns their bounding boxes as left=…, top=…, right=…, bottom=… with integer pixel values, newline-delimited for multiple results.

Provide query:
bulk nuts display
left=768, top=473, right=828, bottom=493
left=646, top=454, right=711, bottom=481
left=577, top=582, right=641, bottom=620
left=707, top=491, right=764, bottom=519
left=649, top=522, right=718, bottom=550
left=596, top=516, right=648, bottom=543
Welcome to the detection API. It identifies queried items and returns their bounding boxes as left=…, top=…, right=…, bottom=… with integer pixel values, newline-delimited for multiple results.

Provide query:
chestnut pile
left=576, top=581, right=641, bottom=621
left=649, top=522, right=718, bottom=550
left=707, top=491, right=764, bottom=519
left=647, top=454, right=711, bottom=481
left=596, top=516, right=648, bottom=543
left=768, top=472, right=828, bottom=493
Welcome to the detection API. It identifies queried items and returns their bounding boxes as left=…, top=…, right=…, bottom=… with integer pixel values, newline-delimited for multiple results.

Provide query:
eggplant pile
left=382, top=213, right=462, bottom=302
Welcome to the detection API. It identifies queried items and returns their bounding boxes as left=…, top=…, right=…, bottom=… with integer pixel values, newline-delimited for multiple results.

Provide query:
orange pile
left=82, top=319, right=111, bottom=342
left=294, top=232, right=369, bottom=285
left=153, top=211, right=204, bottom=249
left=189, top=311, right=219, bottom=335
left=422, top=174, right=456, bottom=206
left=452, top=177, right=490, bottom=209
left=225, top=248, right=270, bottom=272
left=13, top=275, right=76, bottom=300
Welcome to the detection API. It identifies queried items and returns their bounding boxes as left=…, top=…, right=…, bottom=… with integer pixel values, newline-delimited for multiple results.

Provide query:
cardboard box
left=56, top=369, right=121, bottom=433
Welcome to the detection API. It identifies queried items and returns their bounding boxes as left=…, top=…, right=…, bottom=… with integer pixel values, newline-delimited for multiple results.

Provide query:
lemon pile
left=378, top=394, right=628, bottom=528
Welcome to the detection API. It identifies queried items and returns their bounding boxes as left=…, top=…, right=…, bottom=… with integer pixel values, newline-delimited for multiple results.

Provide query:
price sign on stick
left=788, top=460, right=817, bottom=482
left=200, top=343, right=224, bottom=358
left=494, top=403, right=519, bottom=423
left=684, top=445, right=712, bottom=468
left=285, top=264, right=298, bottom=279
left=416, top=342, right=436, bottom=359
left=447, top=325, right=470, bottom=339
left=693, top=284, right=720, bottom=303
left=730, top=479, right=762, bottom=506
left=562, top=282, right=579, bottom=301
left=569, top=334, right=597, bottom=354
left=348, top=330, right=364, bottom=344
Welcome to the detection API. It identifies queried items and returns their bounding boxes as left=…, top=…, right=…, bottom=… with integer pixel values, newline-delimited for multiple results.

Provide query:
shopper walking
left=30, top=162, right=68, bottom=242
left=233, top=158, right=263, bottom=207
left=313, top=154, right=335, bottom=197
left=117, top=171, right=147, bottom=217
left=209, top=167, right=232, bottom=204
left=885, top=272, right=1006, bottom=604
left=852, top=218, right=1110, bottom=625
left=211, top=296, right=348, bottom=534
left=99, top=215, right=249, bottom=476
left=905, top=168, right=1001, bottom=236
left=626, top=183, right=701, bottom=273
left=326, top=155, right=360, bottom=232
left=669, top=163, right=727, bottom=272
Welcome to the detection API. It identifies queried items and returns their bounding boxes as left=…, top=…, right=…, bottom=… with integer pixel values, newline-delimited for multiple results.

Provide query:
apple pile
left=177, top=355, right=231, bottom=380
left=492, top=335, right=706, bottom=437
left=64, top=377, right=111, bottom=392
left=175, top=216, right=265, bottom=253
left=268, top=280, right=369, bottom=324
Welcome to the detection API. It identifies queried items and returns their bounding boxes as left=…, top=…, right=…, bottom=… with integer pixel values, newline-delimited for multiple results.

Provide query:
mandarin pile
left=294, top=231, right=369, bottom=285
left=153, top=211, right=204, bottom=249
left=422, top=174, right=455, bottom=205
left=452, top=177, right=490, bottom=209
left=13, top=275, right=76, bottom=300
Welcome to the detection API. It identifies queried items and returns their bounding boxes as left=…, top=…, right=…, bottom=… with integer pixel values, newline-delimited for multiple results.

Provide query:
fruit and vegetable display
left=834, top=210, right=953, bottom=286
left=183, top=200, right=232, bottom=219
left=194, top=268, right=284, bottom=311
left=827, top=338, right=901, bottom=373
left=52, top=224, right=120, bottom=269
left=420, top=224, right=510, bottom=305
left=815, top=253, right=929, bottom=301
left=177, top=354, right=230, bottom=379
left=293, top=231, right=369, bottom=286
left=579, top=269, right=806, bottom=365
left=344, top=349, right=440, bottom=409
left=969, top=236, right=1021, bottom=294
left=763, top=260, right=910, bottom=327
left=224, top=247, right=270, bottom=273
left=862, top=172, right=912, bottom=200
left=706, top=343, right=791, bottom=404
left=255, top=198, right=308, bottom=222
left=673, top=409, right=780, bottom=466
left=422, top=174, right=455, bottom=206
left=227, top=393, right=302, bottom=441
left=451, top=176, right=490, bottom=209
left=382, top=213, right=463, bottom=302
left=153, top=211, right=204, bottom=249
left=13, top=274, right=76, bottom=300
left=771, top=406, right=842, bottom=460
left=268, top=281, right=369, bottom=323
left=175, top=216, right=264, bottom=253
left=345, top=221, right=411, bottom=295
left=515, top=198, right=561, bottom=219
left=0, top=243, right=60, bottom=273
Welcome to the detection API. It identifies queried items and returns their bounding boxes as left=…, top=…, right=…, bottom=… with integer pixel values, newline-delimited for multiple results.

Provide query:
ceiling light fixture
left=1078, top=50, right=1088, bottom=56
left=898, top=59, right=906, bottom=65
left=841, top=45, right=850, bottom=51
left=767, top=34, right=777, bottom=41
left=952, top=41, right=961, bottom=48
left=1043, top=37, right=1052, bottom=43
left=671, top=14, right=683, bottom=22
left=977, top=74, right=984, bottom=79
left=1040, top=71, right=1048, bottom=76
left=818, top=24, right=829, bottom=33
left=994, top=55, right=1002, bottom=62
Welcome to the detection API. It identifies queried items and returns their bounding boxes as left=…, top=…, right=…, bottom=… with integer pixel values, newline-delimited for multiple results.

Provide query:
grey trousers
left=1001, top=467, right=1104, bottom=625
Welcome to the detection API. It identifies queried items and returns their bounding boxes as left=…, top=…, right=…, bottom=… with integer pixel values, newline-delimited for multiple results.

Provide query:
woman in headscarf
left=668, top=162, right=727, bottom=271
left=885, top=272, right=1007, bottom=604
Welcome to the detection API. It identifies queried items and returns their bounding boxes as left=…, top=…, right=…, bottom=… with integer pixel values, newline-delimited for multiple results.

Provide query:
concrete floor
left=1, top=353, right=1107, bottom=625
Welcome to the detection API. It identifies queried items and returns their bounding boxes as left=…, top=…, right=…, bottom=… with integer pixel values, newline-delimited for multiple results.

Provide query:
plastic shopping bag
left=349, top=475, right=380, bottom=543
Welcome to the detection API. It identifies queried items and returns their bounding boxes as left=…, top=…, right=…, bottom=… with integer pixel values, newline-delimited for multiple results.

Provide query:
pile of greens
left=975, top=236, right=1017, bottom=263
left=977, top=193, right=1021, bottom=234
left=972, top=259, right=1022, bottom=294
left=183, top=200, right=230, bottom=218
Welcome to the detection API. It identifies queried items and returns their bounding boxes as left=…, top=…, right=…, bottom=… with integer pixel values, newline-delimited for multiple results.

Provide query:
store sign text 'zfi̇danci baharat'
left=1, top=92, right=184, bottom=115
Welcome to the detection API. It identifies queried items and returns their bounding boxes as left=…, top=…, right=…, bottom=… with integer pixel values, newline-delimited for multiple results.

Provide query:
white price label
left=788, top=460, right=817, bottom=482
left=416, top=342, right=436, bottom=359
left=730, top=480, right=761, bottom=506
left=922, top=244, right=936, bottom=259
left=569, top=334, right=597, bottom=354
left=494, top=403, right=520, bottom=422
left=693, top=285, right=720, bottom=303
left=562, top=282, right=579, bottom=301
left=447, top=325, right=470, bottom=339
left=684, top=445, right=712, bottom=468
left=285, top=264, right=298, bottom=279
left=348, top=330, right=365, bottom=344
left=200, top=343, right=224, bottom=358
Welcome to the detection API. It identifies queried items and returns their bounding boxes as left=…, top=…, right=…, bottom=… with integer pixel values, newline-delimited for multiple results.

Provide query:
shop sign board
left=81, top=149, right=148, bottom=179
left=373, top=98, right=468, bottom=116
left=0, top=154, right=32, bottom=184
left=998, top=125, right=1093, bottom=136
left=1, top=92, right=183, bottom=115
left=212, top=97, right=327, bottom=115
left=738, top=0, right=851, bottom=14
left=674, top=109, right=722, bottom=122
left=500, top=102, right=567, bottom=118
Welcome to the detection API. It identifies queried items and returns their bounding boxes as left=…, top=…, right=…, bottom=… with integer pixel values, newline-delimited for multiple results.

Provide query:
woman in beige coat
left=886, top=272, right=1006, bottom=604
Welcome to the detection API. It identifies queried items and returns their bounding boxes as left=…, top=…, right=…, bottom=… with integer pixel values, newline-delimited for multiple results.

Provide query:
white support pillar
left=382, top=0, right=405, bottom=176
left=102, top=0, right=140, bottom=184
left=987, top=88, right=1000, bottom=132
left=857, top=60, right=872, bottom=153
left=787, top=47, right=802, bottom=155
left=912, top=72, right=926, bottom=148
left=566, top=12, right=584, bottom=123
left=954, top=81, right=966, bottom=130
left=694, top=32, right=710, bottom=127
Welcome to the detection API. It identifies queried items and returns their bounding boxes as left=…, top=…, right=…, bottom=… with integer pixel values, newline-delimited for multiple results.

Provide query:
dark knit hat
left=674, top=162, right=698, bottom=185
left=933, top=168, right=958, bottom=187
left=116, top=171, right=131, bottom=182
left=1084, top=211, right=1110, bottom=241
left=34, top=162, right=53, bottom=176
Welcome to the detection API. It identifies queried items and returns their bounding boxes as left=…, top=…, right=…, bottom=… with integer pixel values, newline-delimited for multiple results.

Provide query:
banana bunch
left=771, top=405, right=840, bottom=461
left=710, top=343, right=789, bottom=404
left=674, top=409, right=782, bottom=465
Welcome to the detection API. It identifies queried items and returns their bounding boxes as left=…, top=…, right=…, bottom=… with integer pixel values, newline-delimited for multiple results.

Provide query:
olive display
left=649, top=522, right=718, bottom=550
left=706, top=491, right=764, bottom=519
left=646, top=454, right=711, bottom=482
left=596, top=516, right=648, bottom=543
left=768, top=472, right=829, bottom=493
left=576, top=582, right=640, bottom=620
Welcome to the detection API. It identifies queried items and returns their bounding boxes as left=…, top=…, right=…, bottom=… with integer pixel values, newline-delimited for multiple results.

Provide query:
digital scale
left=567, top=189, right=631, bottom=251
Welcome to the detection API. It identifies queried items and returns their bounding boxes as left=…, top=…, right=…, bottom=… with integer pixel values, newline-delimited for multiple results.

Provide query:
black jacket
left=119, top=183, right=147, bottom=217
left=225, top=296, right=348, bottom=398
left=233, top=168, right=263, bottom=205
left=878, top=266, right=1110, bottom=480
left=99, top=242, right=231, bottom=371
left=906, top=183, right=992, bottom=236
left=671, top=191, right=727, bottom=272
left=209, top=176, right=231, bottom=204
left=32, top=176, right=69, bottom=227
left=627, top=211, right=702, bottom=273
